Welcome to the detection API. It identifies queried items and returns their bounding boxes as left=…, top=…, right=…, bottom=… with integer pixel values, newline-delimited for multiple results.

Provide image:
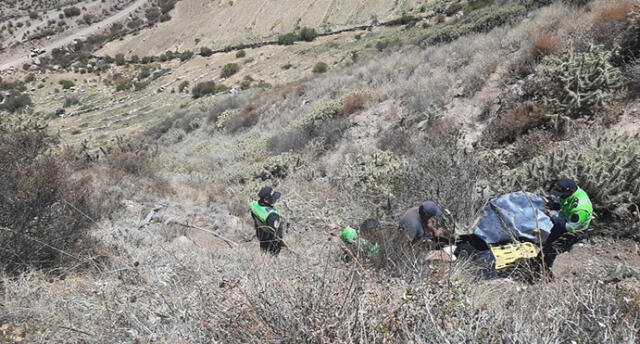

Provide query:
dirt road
left=0, top=0, right=148, bottom=71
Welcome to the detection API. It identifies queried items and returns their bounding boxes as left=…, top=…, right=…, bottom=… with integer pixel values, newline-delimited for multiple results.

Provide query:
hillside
left=1, top=0, right=640, bottom=343
left=98, top=0, right=424, bottom=56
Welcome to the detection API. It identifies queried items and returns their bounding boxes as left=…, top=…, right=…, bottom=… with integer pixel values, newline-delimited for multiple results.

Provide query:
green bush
left=312, top=62, right=328, bottom=73
left=180, top=51, right=194, bottom=62
left=63, top=6, right=81, bottom=17
left=115, top=53, right=126, bottom=66
left=299, top=27, right=318, bottom=42
left=236, top=50, right=246, bottom=58
left=278, top=32, right=299, bottom=45
left=130, top=55, right=140, bottom=64
left=200, top=47, right=213, bottom=57
left=192, top=81, right=217, bottom=99
left=220, top=63, right=240, bottom=78
left=138, top=67, right=151, bottom=80
left=145, top=6, right=161, bottom=22
left=533, top=45, right=625, bottom=132
left=115, top=79, right=133, bottom=92
left=58, top=79, right=75, bottom=89
left=0, top=95, right=32, bottom=113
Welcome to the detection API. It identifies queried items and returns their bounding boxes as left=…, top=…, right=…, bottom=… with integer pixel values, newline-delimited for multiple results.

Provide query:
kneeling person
left=545, top=178, right=593, bottom=244
left=400, top=201, right=450, bottom=246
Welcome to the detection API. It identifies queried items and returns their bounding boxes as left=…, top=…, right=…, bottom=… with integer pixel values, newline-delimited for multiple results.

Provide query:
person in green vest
left=544, top=178, right=593, bottom=244
left=339, top=226, right=380, bottom=259
left=249, top=186, right=285, bottom=255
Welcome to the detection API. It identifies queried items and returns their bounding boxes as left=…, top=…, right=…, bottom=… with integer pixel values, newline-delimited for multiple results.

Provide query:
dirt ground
left=98, top=0, right=425, bottom=56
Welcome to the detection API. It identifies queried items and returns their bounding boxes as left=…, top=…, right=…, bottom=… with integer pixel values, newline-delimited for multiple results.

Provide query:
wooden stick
left=179, top=223, right=237, bottom=248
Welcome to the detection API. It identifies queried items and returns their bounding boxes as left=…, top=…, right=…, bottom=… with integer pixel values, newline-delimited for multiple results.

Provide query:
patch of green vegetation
left=180, top=51, right=194, bottom=62
left=199, top=47, right=213, bottom=57
left=58, top=79, right=75, bottom=89
left=192, top=81, right=217, bottom=99
left=220, top=63, right=240, bottom=78
left=0, top=95, right=33, bottom=113
left=312, top=62, right=328, bottom=73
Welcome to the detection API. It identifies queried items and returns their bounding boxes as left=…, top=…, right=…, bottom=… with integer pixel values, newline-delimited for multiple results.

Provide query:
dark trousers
left=256, top=225, right=284, bottom=255
left=545, top=217, right=567, bottom=245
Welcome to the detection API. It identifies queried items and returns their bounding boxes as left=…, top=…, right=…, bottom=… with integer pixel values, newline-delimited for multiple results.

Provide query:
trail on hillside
left=0, top=0, right=148, bottom=71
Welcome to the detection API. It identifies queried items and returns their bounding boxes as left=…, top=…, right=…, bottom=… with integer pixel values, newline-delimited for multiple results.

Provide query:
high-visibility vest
left=249, top=201, right=280, bottom=226
left=559, top=188, right=593, bottom=231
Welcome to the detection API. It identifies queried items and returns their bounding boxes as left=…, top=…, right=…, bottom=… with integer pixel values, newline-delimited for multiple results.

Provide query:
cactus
left=215, top=110, right=235, bottom=129
left=337, top=149, right=406, bottom=196
left=502, top=133, right=640, bottom=219
left=535, top=44, right=625, bottom=132
left=0, top=113, right=48, bottom=132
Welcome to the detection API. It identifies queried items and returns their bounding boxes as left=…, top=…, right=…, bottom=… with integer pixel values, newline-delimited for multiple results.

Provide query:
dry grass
left=339, top=92, right=369, bottom=116
left=531, top=32, right=559, bottom=58
left=592, top=2, right=635, bottom=25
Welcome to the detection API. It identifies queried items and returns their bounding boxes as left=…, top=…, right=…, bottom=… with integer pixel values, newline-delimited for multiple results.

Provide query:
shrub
left=115, top=53, right=126, bottom=66
left=192, top=81, right=217, bottom=99
left=375, top=40, right=390, bottom=51
left=0, top=95, right=32, bottom=113
left=278, top=32, right=299, bottom=45
left=83, top=14, right=95, bottom=25
left=0, top=127, right=94, bottom=273
left=64, top=95, right=80, bottom=107
left=115, top=79, right=133, bottom=92
left=58, top=79, right=75, bottom=89
left=178, top=81, right=189, bottom=93
left=145, top=6, right=161, bottom=22
left=235, top=50, right=246, bottom=58
left=502, top=132, right=640, bottom=237
left=63, top=7, right=81, bottom=17
left=220, top=63, right=240, bottom=78
left=138, top=67, right=151, bottom=79
left=485, top=104, right=550, bottom=144
left=339, top=93, right=369, bottom=115
left=200, top=47, right=213, bottom=57
left=226, top=102, right=262, bottom=133
left=531, top=33, right=558, bottom=58
left=180, top=51, right=194, bottom=62
left=130, top=55, right=140, bottom=64
left=106, top=152, right=153, bottom=177
left=312, top=62, right=328, bottom=73
left=533, top=45, right=625, bottom=132
left=299, top=27, right=317, bottom=42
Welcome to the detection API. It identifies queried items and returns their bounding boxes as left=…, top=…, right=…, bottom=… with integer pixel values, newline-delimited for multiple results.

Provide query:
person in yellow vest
left=544, top=178, right=593, bottom=245
left=249, top=187, right=285, bottom=255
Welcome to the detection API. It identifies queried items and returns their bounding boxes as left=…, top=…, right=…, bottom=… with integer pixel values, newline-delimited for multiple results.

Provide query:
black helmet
left=258, top=186, right=281, bottom=203
left=550, top=178, right=577, bottom=198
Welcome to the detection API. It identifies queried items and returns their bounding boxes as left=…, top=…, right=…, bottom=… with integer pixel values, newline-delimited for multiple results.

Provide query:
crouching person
left=544, top=178, right=593, bottom=245
left=400, top=201, right=452, bottom=248
left=249, top=187, right=285, bottom=256
left=339, top=226, right=380, bottom=261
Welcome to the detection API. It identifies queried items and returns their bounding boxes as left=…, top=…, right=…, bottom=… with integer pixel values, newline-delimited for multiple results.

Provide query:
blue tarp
left=473, top=192, right=553, bottom=244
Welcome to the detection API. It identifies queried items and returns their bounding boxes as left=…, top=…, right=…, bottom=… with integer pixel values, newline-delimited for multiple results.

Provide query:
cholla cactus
left=535, top=44, right=625, bottom=131
left=0, top=113, right=48, bottom=132
left=503, top=133, right=640, bottom=218
left=215, top=110, right=235, bottom=129
left=338, top=149, right=406, bottom=196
